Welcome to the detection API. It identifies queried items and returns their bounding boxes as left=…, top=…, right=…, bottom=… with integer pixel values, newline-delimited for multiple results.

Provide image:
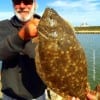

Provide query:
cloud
left=0, top=12, right=14, bottom=20
left=47, top=0, right=68, bottom=7
left=47, top=0, right=100, bottom=12
left=46, top=0, right=100, bottom=26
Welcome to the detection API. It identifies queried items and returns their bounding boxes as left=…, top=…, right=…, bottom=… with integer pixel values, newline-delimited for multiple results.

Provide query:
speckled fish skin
left=36, top=8, right=87, bottom=99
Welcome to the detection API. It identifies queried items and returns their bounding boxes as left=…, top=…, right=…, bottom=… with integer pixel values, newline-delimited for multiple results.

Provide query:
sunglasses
left=12, top=0, right=34, bottom=5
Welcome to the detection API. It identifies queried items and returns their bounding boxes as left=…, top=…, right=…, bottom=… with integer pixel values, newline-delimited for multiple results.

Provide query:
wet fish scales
left=36, top=8, right=88, bottom=99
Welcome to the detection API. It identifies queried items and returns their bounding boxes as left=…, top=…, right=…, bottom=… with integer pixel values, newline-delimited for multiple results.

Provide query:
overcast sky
left=0, top=0, right=100, bottom=26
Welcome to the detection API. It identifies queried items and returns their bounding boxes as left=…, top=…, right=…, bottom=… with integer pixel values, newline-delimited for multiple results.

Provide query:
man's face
left=13, top=0, right=36, bottom=22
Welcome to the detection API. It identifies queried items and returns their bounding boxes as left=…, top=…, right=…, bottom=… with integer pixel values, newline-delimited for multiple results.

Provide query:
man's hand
left=67, top=96, right=80, bottom=100
left=86, top=93, right=97, bottom=100
left=18, top=18, right=40, bottom=40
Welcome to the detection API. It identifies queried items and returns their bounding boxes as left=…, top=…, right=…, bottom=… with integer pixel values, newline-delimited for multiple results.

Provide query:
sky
left=0, top=0, right=100, bottom=26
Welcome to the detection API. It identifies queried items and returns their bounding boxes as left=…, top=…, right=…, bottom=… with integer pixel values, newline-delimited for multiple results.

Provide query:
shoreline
left=75, top=31, right=100, bottom=34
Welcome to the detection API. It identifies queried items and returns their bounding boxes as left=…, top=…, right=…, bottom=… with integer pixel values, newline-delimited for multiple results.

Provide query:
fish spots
left=36, top=8, right=87, bottom=99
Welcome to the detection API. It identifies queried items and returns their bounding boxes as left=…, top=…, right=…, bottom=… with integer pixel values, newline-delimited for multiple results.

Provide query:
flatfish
left=36, top=8, right=88, bottom=99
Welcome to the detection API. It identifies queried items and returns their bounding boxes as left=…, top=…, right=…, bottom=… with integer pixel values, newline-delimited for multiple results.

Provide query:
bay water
left=77, top=34, right=100, bottom=90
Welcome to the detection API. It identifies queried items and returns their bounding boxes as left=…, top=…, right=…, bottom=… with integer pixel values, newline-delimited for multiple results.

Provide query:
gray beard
left=14, top=4, right=35, bottom=22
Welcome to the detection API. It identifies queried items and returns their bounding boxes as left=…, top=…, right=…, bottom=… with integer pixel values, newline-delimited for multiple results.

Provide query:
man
left=0, top=0, right=46, bottom=100
left=0, top=0, right=98, bottom=100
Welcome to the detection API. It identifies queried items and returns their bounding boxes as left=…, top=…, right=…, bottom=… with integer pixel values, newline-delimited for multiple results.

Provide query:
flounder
left=35, top=8, right=88, bottom=99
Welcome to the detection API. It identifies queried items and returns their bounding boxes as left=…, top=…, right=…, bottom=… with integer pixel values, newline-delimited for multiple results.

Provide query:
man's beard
left=14, top=4, right=35, bottom=22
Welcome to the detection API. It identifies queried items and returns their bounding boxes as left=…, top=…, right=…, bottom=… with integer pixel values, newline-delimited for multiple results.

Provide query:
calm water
left=0, top=34, right=100, bottom=89
left=77, top=34, right=100, bottom=89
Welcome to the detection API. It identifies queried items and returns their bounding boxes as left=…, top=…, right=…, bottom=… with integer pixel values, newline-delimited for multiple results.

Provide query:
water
left=77, top=34, right=100, bottom=89
left=0, top=34, right=100, bottom=90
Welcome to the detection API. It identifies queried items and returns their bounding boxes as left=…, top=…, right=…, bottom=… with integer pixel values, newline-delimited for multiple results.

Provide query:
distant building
left=80, top=22, right=88, bottom=27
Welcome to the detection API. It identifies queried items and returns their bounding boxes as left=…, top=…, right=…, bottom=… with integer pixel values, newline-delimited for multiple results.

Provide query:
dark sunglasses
left=12, top=0, right=34, bottom=5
